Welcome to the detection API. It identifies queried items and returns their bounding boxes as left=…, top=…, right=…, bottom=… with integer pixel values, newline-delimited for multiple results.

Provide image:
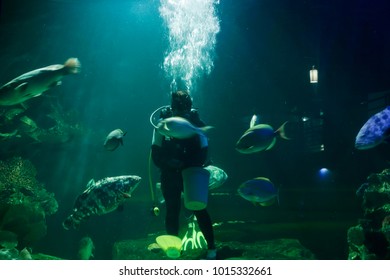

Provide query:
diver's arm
left=190, top=109, right=206, bottom=127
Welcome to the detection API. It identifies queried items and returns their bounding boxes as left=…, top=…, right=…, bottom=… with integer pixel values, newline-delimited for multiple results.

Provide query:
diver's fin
left=156, top=235, right=182, bottom=259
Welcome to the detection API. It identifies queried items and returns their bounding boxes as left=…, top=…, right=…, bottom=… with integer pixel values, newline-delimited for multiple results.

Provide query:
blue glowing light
left=319, top=168, right=329, bottom=175
left=317, top=168, right=332, bottom=182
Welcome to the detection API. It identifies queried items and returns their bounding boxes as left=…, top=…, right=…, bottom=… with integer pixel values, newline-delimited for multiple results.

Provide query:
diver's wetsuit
left=151, top=107, right=215, bottom=250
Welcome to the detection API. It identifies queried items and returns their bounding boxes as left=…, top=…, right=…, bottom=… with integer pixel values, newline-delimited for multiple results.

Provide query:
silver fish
left=156, top=116, right=213, bottom=139
left=0, top=58, right=81, bottom=106
left=104, top=129, right=127, bottom=151
left=63, top=175, right=141, bottom=230
left=355, top=106, right=390, bottom=150
left=204, top=165, right=228, bottom=190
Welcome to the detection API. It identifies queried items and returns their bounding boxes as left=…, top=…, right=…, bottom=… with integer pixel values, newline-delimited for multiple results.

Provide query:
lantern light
left=310, top=65, right=318, bottom=83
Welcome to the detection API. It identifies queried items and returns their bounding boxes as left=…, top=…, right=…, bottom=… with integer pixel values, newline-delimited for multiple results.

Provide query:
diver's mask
left=171, top=91, right=192, bottom=113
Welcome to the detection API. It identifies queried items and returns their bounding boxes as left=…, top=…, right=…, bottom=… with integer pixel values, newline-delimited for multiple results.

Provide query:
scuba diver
left=151, top=90, right=217, bottom=260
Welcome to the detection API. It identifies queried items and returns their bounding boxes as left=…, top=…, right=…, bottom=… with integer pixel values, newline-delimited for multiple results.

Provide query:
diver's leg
left=161, top=171, right=182, bottom=236
left=194, top=209, right=215, bottom=250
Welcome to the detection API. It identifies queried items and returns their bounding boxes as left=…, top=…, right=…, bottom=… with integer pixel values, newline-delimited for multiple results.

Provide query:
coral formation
left=348, top=168, right=390, bottom=259
left=0, top=156, right=58, bottom=248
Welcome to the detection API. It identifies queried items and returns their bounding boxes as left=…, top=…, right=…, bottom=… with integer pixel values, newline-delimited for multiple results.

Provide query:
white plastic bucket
left=182, top=167, right=210, bottom=210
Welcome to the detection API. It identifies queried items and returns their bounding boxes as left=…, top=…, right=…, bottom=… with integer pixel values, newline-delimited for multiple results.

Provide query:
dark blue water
left=1, top=0, right=390, bottom=260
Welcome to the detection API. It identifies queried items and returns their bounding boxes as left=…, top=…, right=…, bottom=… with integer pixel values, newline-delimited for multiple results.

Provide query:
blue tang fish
left=63, top=175, right=141, bottom=230
left=237, top=177, right=278, bottom=206
left=355, top=106, right=390, bottom=150
left=236, top=114, right=289, bottom=154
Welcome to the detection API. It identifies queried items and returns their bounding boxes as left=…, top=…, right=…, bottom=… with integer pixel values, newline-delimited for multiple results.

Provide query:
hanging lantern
left=310, top=65, right=318, bottom=83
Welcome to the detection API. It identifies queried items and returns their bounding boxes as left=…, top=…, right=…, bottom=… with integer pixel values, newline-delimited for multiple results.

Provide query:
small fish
left=355, top=106, right=390, bottom=150
left=104, top=129, right=127, bottom=151
left=156, top=116, right=213, bottom=139
left=0, top=58, right=81, bottom=106
left=63, top=175, right=141, bottom=230
left=237, top=177, right=278, bottom=206
left=236, top=115, right=289, bottom=154
left=204, top=165, right=228, bottom=190
left=78, top=236, right=95, bottom=260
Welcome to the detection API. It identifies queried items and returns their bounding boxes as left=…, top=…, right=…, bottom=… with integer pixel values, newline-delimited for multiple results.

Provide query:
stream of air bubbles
left=159, top=0, right=220, bottom=93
